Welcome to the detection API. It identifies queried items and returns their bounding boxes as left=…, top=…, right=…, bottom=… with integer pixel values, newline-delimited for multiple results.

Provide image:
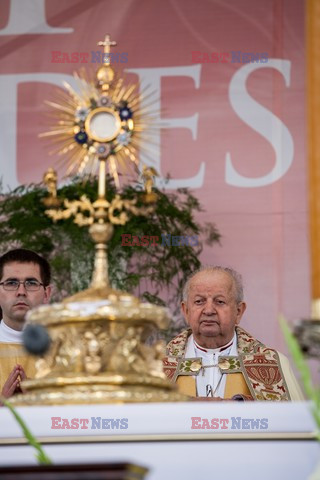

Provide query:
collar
left=166, top=326, right=266, bottom=357
left=193, top=332, right=236, bottom=355
left=0, top=320, right=24, bottom=344
left=194, top=336, right=235, bottom=354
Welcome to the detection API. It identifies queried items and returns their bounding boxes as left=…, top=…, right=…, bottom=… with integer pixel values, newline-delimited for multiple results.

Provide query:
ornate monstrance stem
left=98, top=159, right=106, bottom=198
left=89, top=158, right=113, bottom=289
left=90, top=237, right=109, bottom=289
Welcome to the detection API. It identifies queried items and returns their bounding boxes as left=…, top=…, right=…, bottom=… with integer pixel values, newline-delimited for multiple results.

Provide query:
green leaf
left=1, top=397, right=52, bottom=464
left=279, top=314, right=320, bottom=435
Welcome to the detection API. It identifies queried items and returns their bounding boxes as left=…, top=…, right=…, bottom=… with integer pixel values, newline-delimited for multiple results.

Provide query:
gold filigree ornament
left=10, top=35, right=186, bottom=406
left=42, top=167, right=61, bottom=208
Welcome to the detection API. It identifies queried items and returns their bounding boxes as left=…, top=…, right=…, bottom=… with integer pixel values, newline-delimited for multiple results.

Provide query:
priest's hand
left=1, top=364, right=26, bottom=398
left=16, top=365, right=27, bottom=394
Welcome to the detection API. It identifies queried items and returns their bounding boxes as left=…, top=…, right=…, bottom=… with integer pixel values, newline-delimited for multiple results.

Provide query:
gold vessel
left=16, top=285, right=183, bottom=405
left=11, top=35, right=186, bottom=405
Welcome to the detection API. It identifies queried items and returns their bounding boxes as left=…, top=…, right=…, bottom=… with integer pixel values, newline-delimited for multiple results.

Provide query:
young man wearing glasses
left=0, top=249, right=51, bottom=398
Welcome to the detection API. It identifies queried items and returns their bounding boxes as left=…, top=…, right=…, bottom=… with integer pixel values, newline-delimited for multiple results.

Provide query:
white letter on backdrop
left=226, top=59, right=293, bottom=187
left=0, top=0, right=73, bottom=34
left=127, top=65, right=204, bottom=189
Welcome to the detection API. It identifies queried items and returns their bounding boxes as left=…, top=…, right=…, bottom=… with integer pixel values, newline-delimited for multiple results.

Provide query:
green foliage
left=0, top=177, right=220, bottom=323
left=279, top=314, right=320, bottom=439
left=1, top=398, right=52, bottom=464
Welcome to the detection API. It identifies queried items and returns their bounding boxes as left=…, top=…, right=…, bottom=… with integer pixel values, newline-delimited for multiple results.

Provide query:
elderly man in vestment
left=163, top=266, right=304, bottom=401
left=0, top=249, right=51, bottom=398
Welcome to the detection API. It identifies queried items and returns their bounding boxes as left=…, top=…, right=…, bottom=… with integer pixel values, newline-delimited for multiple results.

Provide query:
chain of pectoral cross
left=200, top=363, right=224, bottom=397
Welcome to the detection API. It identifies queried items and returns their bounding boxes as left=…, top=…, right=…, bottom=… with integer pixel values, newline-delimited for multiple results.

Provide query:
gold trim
left=311, top=298, right=320, bottom=320
left=0, top=431, right=317, bottom=446
left=85, top=107, right=121, bottom=143
left=308, top=0, right=320, bottom=305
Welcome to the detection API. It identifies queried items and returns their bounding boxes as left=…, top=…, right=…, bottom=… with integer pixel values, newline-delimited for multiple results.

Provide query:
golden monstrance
left=11, top=34, right=185, bottom=405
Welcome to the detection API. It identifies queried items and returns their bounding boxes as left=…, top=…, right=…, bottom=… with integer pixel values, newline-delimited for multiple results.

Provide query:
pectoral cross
left=206, top=385, right=213, bottom=397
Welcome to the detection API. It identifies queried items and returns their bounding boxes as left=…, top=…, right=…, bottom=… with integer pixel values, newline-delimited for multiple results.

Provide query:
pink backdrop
left=0, top=0, right=308, bottom=352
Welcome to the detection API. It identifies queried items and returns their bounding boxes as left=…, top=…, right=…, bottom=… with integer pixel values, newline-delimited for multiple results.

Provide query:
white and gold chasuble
left=0, top=321, right=36, bottom=392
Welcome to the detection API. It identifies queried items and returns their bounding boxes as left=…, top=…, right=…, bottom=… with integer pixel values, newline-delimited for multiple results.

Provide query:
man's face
left=181, top=270, right=246, bottom=348
left=0, top=262, right=51, bottom=330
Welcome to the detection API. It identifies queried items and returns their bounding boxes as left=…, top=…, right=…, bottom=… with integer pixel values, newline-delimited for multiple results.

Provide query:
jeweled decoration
left=40, top=34, right=154, bottom=187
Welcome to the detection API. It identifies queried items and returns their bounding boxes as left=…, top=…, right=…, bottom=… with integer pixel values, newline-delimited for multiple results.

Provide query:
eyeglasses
left=0, top=279, right=45, bottom=291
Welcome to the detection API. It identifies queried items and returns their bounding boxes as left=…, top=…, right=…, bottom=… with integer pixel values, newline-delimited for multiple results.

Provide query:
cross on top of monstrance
left=98, top=34, right=117, bottom=67
left=11, top=34, right=186, bottom=406
left=98, top=34, right=117, bottom=54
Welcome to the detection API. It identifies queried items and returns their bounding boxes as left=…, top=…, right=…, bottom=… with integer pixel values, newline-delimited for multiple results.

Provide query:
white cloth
left=0, top=320, right=23, bottom=344
left=185, top=332, right=238, bottom=398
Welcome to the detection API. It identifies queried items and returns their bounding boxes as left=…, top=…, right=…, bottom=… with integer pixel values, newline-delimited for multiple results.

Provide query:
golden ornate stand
left=16, top=287, right=184, bottom=405
left=11, top=34, right=186, bottom=405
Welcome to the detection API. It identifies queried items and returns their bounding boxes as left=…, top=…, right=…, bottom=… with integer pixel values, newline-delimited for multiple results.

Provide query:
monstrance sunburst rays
left=40, top=34, right=158, bottom=187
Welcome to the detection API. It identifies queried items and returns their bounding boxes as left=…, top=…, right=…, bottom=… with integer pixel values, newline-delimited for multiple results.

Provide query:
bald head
left=182, top=266, right=244, bottom=304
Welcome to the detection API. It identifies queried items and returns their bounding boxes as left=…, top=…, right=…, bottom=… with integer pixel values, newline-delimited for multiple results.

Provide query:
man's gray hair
left=182, top=265, right=244, bottom=303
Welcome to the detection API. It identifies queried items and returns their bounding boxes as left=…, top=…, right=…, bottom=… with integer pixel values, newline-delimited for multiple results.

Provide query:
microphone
left=23, top=324, right=51, bottom=355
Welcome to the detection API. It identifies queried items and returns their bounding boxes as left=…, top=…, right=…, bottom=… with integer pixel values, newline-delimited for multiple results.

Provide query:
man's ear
left=235, top=302, right=246, bottom=325
left=43, top=285, right=52, bottom=304
left=181, top=301, right=189, bottom=323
